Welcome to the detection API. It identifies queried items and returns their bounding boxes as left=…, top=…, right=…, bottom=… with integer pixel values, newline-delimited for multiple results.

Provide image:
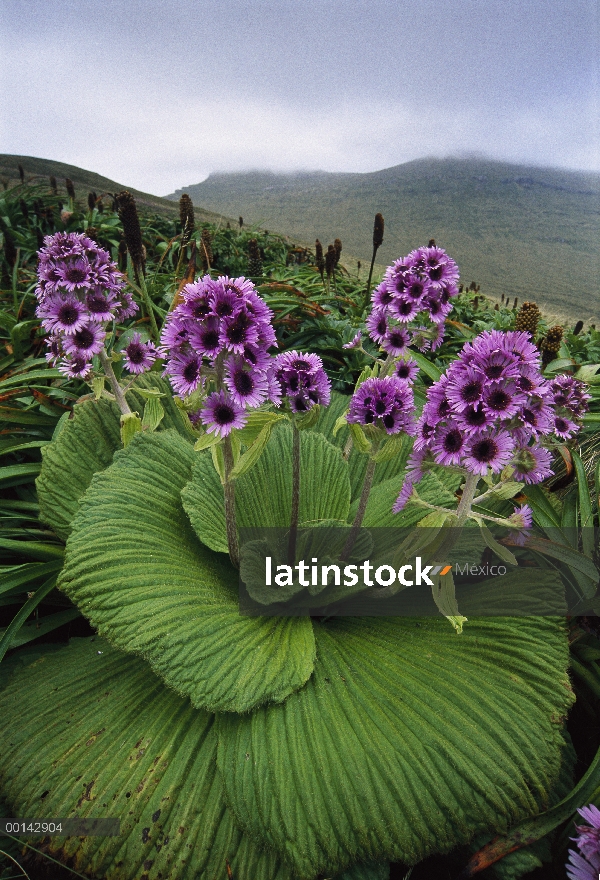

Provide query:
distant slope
left=167, top=158, right=600, bottom=322
left=0, top=154, right=227, bottom=224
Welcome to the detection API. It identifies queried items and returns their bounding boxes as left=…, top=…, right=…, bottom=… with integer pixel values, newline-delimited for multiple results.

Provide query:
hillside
left=167, top=158, right=600, bottom=322
left=0, top=154, right=227, bottom=224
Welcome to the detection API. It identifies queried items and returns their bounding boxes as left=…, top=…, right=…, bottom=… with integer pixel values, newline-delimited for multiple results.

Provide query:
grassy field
left=166, top=157, right=600, bottom=323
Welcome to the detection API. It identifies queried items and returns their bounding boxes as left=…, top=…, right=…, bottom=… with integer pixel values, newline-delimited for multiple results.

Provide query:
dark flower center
left=87, top=295, right=109, bottom=314
left=73, top=327, right=94, bottom=349
left=443, top=430, right=463, bottom=453
left=215, top=300, right=234, bottom=317
left=465, top=407, right=487, bottom=427
left=396, top=364, right=410, bottom=378
left=472, top=438, right=498, bottom=463
left=127, top=343, right=145, bottom=364
left=214, top=403, right=235, bottom=425
left=183, top=360, right=200, bottom=382
left=461, top=381, right=483, bottom=403
left=375, top=399, right=387, bottom=415
left=485, top=364, right=504, bottom=380
left=487, top=390, right=511, bottom=411
left=294, top=397, right=308, bottom=412
left=383, top=413, right=395, bottom=429
left=191, top=300, right=210, bottom=318
left=388, top=331, right=405, bottom=346
left=201, top=330, right=220, bottom=350
left=397, top=300, right=413, bottom=316
left=227, top=315, right=251, bottom=345
left=429, top=265, right=443, bottom=281
left=58, top=303, right=80, bottom=325
left=288, top=375, right=299, bottom=392
left=234, top=371, right=254, bottom=395
left=379, top=289, right=394, bottom=304
left=408, top=282, right=423, bottom=298
left=66, top=266, right=87, bottom=284
left=377, top=318, right=387, bottom=336
left=555, top=417, right=568, bottom=432
left=292, top=359, right=310, bottom=370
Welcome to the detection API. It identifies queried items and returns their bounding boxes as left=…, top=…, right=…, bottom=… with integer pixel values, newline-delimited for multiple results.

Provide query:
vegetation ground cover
left=0, top=166, right=599, bottom=880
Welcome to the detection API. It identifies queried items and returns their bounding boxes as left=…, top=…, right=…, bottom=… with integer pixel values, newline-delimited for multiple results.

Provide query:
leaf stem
left=456, top=472, right=480, bottom=524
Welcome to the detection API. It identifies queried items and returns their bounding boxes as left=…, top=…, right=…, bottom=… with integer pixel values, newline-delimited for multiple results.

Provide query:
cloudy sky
left=1, top=0, right=598, bottom=195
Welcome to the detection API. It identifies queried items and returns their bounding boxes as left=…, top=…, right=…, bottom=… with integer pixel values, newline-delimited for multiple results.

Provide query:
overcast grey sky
left=1, top=0, right=598, bottom=194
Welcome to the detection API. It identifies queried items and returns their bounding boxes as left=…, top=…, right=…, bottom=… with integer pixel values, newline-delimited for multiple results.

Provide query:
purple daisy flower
left=382, top=325, right=410, bottom=356
left=366, top=308, right=389, bottom=344
left=123, top=333, right=159, bottom=374
left=200, top=390, right=247, bottom=437
left=56, top=257, right=92, bottom=292
left=272, top=350, right=331, bottom=413
left=225, top=355, right=269, bottom=408
left=395, top=358, right=419, bottom=382
left=62, top=321, right=106, bottom=357
left=86, top=290, right=118, bottom=322
left=38, top=295, right=88, bottom=334
left=511, top=444, right=554, bottom=484
left=554, top=415, right=579, bottom=439
left=58, top=352, right=92, bottom=380
left=347, top=376, right=415, bottom=435
left=431, top=421, right=465, bottom=465
left=389, top=294, right=421, bottom=323
left=463, top=430, right=514, bottom=475
left=167, top=352, right=204, bottom=396
left=371, top=282, right=395, bottom=310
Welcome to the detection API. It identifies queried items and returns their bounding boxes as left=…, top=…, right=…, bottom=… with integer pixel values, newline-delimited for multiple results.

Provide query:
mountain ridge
left=166, top=157, right=600, bottom=322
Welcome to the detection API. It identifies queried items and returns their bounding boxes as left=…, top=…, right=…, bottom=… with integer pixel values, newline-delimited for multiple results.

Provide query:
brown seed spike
left=573, top=320, right=584, bottom=335
left=179, top=194, right=195, bottom=246
left=315, top=239, right=325, bottom=279
left=65, top=178, right=75, bottom=200
left=18, top=164, right=24, bottom=183
left=247, top=238, right=263, bottom=277
left=428, top=238, right=436, bottom=247
left=49, top=175, right=57, bottom=195
left=373, top=213, right=384, bottom=249
left=334, top=238, right=342, bottom=266
left=238, top=216, right=243, bottom=228
left=115, top=191, right=145, bottom=279
left=87, top=192, right=96, bottom=212
left=325, top=244, right=336, bottom=278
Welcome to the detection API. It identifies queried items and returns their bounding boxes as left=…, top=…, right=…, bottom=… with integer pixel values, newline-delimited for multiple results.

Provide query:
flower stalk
left=222, top=435, right=240, bottom=568
left=98, top=349, right=131, bottom=415
left=288, top=420, right=301, bottom=565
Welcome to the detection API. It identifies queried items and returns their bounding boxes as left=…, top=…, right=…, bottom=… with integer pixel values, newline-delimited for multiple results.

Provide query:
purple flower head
left=225, top=355, right=269, bottom=408
left=507, top=504, right=533, bottom=545
left=161, top=275, right=277, bottom=403
left=463, top=429, right=514, bottom=476
left=62, top=321, right=106, bottom=358
left=395, top=358, right=419, bottom=382
left=567, top=804, right=600, bottom=880
left=122, top=333, right=159, bottom=374
left=58, top=352, right=92, bottom=380
left=550, top=374, right=591, bottom=422
left=347, top=376, right=415, bottom=436
left=511, top=444, right=554, bottom=484
left=200, top=390, right=247, bottom=437
left=272, top=350, right=331, bottom=413
left=382, top=325, right=410, bottom=356
left=35, top=233, right=131, bottom=365
left=343, top=331, right=362, bottom=350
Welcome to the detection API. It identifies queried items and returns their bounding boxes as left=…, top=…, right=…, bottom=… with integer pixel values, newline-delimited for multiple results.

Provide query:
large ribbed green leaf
left=59, top=430, right=315, bottom=712
left=182, top=423, right=351, bottom=553
left=0, top=638, right=290, bottom=880
left=37, top=374, right=191, bottom=541
left=217, top=616, right=572, bottom=879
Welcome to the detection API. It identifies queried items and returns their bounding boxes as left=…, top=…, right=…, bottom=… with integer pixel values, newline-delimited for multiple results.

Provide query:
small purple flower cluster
left=36, top=232, right=140, bottom=378
left=272, top=351, right=331, bottom=413
left=394, top=330, right=589, bottom=511
left=567, top=804, right=600, bottom=880
left=347, top=376, right=416, bottom=435
left=367, top=246, right=459, bottom=355
left=161, top=275, right=279, bottom=436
